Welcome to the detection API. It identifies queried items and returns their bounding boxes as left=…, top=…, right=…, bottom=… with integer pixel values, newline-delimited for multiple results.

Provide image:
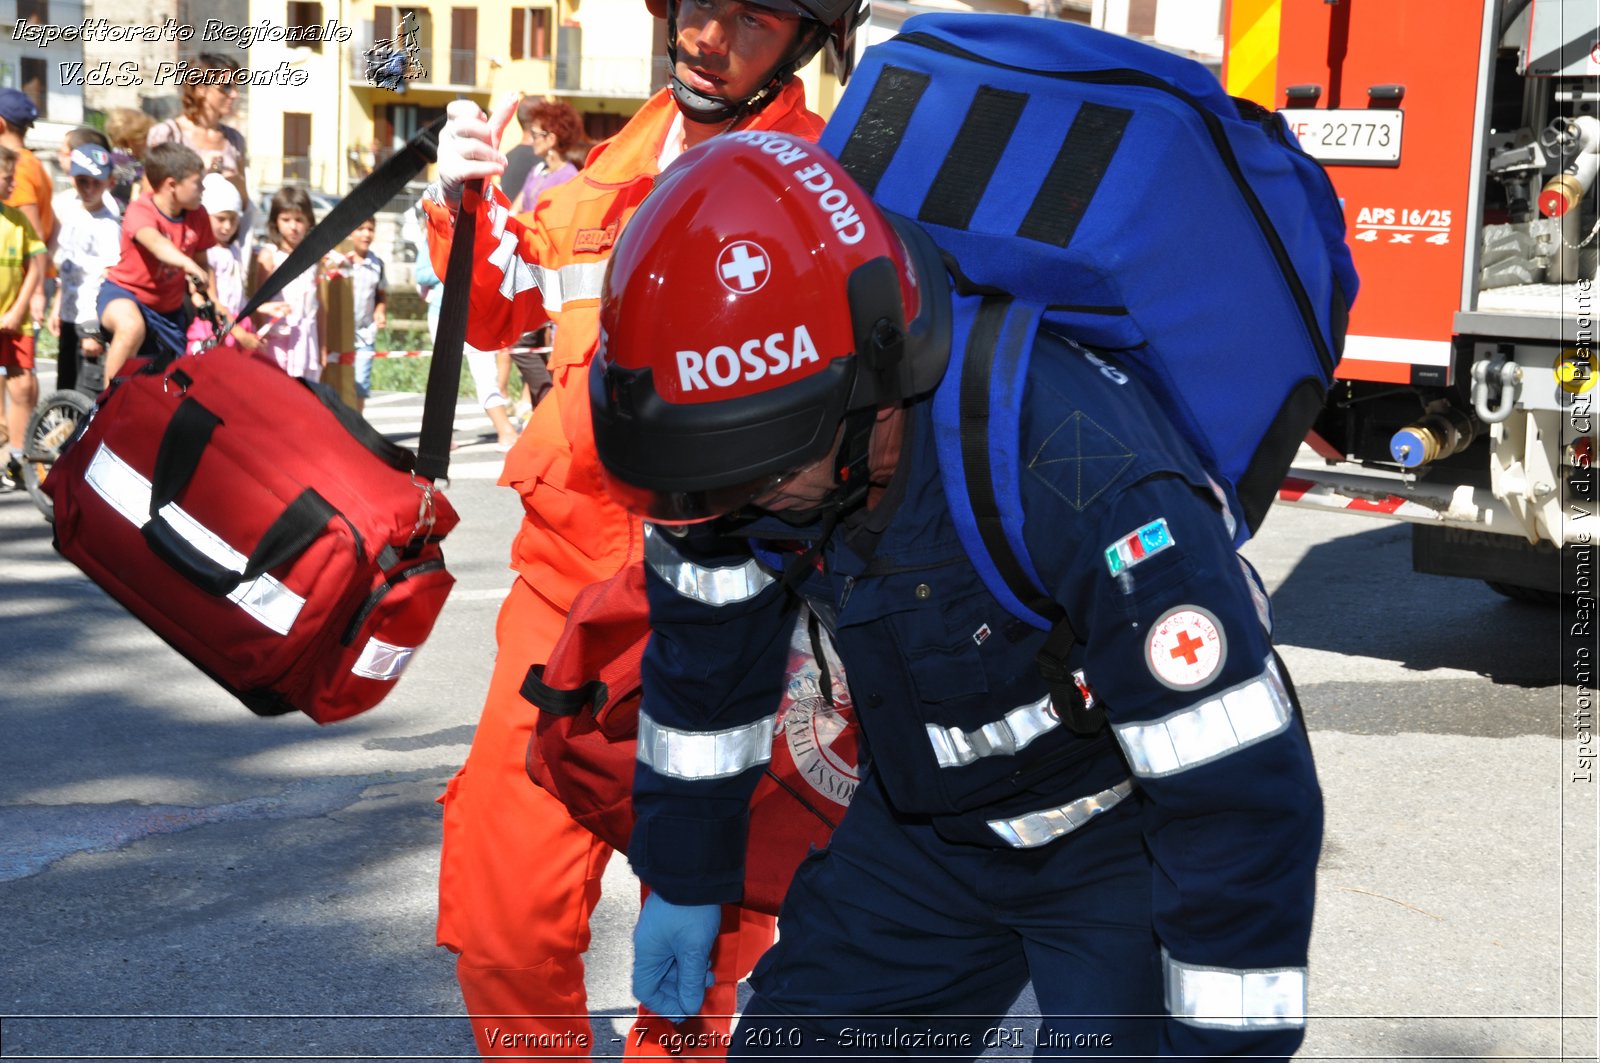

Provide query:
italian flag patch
left=1105, top=518, right=1175, bottom=576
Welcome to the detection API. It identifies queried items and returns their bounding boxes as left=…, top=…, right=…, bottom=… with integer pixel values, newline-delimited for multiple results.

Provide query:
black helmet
left=664, top=0, right=868, bottom=124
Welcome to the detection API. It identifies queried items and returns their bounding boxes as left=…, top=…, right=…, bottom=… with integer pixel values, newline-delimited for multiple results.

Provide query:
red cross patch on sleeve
left=1144, top=606, right=1226, bottom=690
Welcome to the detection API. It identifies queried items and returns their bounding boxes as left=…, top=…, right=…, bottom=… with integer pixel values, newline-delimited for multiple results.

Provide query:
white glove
left=435, top=94, right=520, bottom=206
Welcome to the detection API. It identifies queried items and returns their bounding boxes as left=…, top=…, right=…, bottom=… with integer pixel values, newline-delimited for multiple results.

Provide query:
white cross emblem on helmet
left=717, top=241, right=771, bottom=294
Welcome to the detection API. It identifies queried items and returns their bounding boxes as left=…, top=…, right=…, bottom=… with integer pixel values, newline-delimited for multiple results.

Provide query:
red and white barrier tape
left=326, top=350, right=432, bottom=365
left=1277, top=476, right=1439, bottom=519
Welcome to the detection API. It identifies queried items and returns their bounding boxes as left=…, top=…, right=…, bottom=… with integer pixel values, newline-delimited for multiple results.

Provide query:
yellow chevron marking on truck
left=1224, top=0, right=1281, bottom=108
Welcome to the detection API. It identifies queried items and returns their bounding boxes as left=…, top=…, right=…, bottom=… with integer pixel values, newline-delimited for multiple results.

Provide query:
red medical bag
left=48, top=349, right=459, bottom=724
left=522, top=562, right=858, bottom=914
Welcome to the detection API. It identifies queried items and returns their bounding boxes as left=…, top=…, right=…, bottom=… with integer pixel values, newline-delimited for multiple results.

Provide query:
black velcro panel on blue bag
left=919, top=85, right=1028, bottom=231
left=1018, top=101, right=1132, bottom=248
left=836, top=65, right=930, bottom=195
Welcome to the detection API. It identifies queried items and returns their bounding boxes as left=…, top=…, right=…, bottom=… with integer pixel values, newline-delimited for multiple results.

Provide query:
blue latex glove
left=632, top=894, right=721, bottom=1024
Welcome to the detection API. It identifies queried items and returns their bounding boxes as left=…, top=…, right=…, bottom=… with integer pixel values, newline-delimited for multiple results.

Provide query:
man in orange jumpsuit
left=421, top=0, right=863, bottom=1055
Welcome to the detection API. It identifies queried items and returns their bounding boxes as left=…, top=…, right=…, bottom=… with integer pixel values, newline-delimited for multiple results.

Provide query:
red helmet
left=592, top=133, right=949, bottom=524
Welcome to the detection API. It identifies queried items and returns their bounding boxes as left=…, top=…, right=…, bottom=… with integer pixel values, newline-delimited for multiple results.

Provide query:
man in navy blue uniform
left=589, top=135, right=1324, bottom=1060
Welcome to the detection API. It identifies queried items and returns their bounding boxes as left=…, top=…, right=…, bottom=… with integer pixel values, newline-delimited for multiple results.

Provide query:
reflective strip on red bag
left=351, top=637, right=416, bottom=680
left=83, top=443, right=306, bottom=635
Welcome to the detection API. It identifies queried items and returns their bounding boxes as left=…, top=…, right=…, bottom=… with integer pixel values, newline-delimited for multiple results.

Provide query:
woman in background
left=512, top=100, right=585, bottom=214
left=146, top=52, right=250, bottom=209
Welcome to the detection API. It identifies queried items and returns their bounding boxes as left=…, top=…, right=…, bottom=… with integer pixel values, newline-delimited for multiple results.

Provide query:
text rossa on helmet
left=591, top=133, right=949, bottom=525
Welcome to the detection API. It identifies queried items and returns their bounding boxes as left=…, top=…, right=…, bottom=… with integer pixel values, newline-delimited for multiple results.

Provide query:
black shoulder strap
left=960, top=295, right=1105, bottom=735
left=234, top=115, right=444, bottom=323
left=227, top=115, right=472, bottom=484
left=414, top=180, right=481, bottom=483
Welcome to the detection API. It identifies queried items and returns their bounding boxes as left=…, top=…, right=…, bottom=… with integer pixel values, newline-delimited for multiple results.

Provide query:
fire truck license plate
left=1279, top=109, right=1403, bottom=166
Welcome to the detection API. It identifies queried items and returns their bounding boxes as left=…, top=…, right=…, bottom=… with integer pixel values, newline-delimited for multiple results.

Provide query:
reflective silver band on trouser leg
left=643, top=523, right=776, bottom=606
left=986, top=778, right=1135, bottom=848
left=1114, top=657, right=1293, bottom=778
left=636, top=710, right=775, bottom=781
left=1164, top=949, right=1307, bottom=1029
left=927, top=693, right=1061, bottom=768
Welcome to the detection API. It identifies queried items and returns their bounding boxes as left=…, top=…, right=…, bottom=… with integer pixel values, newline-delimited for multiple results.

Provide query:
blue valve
left=1390, top=427, right=1432, bottom=468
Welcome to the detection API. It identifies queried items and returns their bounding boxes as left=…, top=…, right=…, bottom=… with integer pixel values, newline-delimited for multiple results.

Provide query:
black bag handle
left=142, top=396, right=340, bottom=597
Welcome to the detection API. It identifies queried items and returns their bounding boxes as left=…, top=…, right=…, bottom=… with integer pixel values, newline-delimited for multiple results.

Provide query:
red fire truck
left=1224, top=0, right=1597, bottom=601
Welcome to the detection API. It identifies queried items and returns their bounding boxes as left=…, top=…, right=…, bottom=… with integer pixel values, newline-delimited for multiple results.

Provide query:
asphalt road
left=0, top=375, right=1594, bottom=1062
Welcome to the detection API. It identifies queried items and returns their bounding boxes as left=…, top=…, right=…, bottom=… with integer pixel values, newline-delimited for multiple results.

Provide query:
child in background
left=104, top=108, right=155, bottom=209
left=0, top=146, right=46, bottom=491
left=98, top=142, right=213, bottom=379
left=49, top=145, right=121, bottom=394
left=186, top=173, right=260, bottom=353
left=53, top=127, right=118, bottom=221
left=343, top=217, right=387, bottom=413
left=254, top=186, right=323, bottom=381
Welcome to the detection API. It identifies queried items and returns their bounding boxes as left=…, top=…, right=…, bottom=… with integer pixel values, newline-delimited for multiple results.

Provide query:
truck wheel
left=1484, top=581, right=1566, bottom=608
left=21, top=388, right=94, bottom=521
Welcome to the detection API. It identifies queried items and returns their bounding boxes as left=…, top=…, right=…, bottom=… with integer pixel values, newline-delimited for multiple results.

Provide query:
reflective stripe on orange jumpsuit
left=423, top=82, right=825, bottom=1059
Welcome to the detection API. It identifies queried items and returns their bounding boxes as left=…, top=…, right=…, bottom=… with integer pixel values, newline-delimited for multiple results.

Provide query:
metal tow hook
left=1470, top=353, right=1522, bottom=423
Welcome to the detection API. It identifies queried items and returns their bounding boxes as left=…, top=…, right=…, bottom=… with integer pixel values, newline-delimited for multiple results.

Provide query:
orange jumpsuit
left=424, top=84, right=824, bottom=1059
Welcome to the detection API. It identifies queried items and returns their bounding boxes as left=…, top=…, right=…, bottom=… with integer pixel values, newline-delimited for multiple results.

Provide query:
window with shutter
left=287, top=2, right=325, bottom=52
left=1127, top=0, right=1157, bottom=38
left=283, top=113, right=312, bottom=183
left=451, top=8, right=478, bottom=84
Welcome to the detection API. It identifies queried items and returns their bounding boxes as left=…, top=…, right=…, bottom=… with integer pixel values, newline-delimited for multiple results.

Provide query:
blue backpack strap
left=933, top=293, right=1104, bottom=734
left=934, top=294, right=1051, bottom=628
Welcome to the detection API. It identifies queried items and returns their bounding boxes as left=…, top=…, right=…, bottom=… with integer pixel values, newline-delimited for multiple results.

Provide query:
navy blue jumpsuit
left=628, top=325, right=1324, bottom=1061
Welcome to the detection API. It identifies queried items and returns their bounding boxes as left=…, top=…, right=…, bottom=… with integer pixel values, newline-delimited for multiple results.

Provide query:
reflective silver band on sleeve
left=530, top=260, right=606, bottom=311
left=84, top=443, right=306, bottom=636
left=636, top=709, right=775, bottom=781
left=644, top=523, right=775, bottom=606
left=1164, top=949, right=1307, bottom=1030
left=986, top=778, right=1134, bottom=848
left=480, top=196, right=606, bottom=308
left=483, top=197, right=539, bottom=301
left=1113, top=658, right=1292, bottom=779
left=927, top=693, right=1060, bottom=768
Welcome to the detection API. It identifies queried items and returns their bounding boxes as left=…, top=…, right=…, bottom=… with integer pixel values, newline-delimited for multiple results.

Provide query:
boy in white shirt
left=49, top=144, right=121, bottom=393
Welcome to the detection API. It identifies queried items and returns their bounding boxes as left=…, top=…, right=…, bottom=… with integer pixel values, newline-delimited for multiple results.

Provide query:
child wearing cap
left=0, top=88, right=53, bottom=341
left=186, top=173, right=260, bottom=354
left=53, top=126, right=119, bottom=223
left=0, top=145, right=46, bottom=492
left=49, top=143, right=122, bottom=395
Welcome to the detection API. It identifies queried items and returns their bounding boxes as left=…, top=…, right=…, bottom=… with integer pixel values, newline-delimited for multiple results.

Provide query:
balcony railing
left=447, top=48, right=478, bottom=86
left=553, top=54, right=670, bottom=98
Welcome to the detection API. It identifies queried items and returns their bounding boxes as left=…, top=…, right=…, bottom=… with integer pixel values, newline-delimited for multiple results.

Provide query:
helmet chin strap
left=666, top=0, right=828, bottom=125
left=768, top=404, right=878, bottom=590
left=669, top=74, right=758, bottom=125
